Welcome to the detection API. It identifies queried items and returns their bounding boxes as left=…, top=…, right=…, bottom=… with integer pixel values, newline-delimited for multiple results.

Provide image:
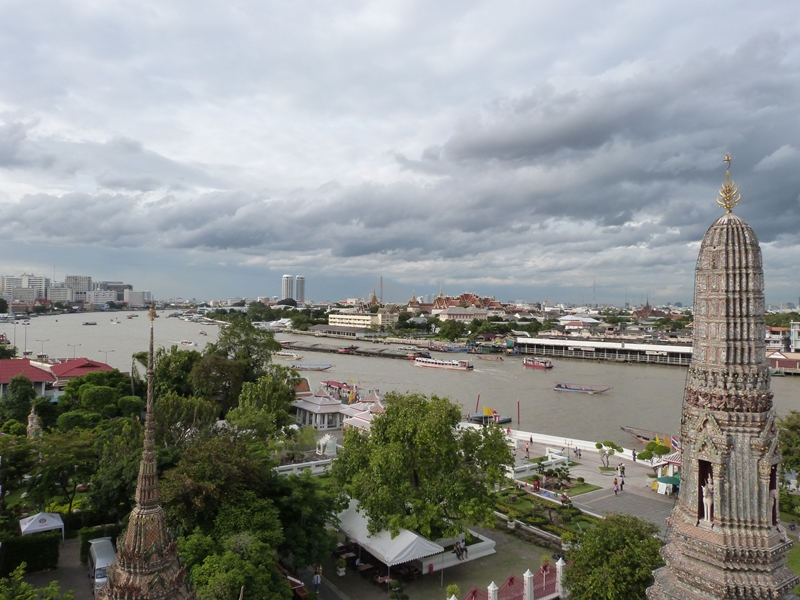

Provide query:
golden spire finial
left=717, top=154, right=741, bottom=214
left=148, top=301, right=157, bottom=322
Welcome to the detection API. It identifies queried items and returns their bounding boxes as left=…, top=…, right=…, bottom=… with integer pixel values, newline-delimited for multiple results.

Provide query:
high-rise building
left=648, top=161, right=798, bottom=598
left=295, top=275, right=305, bottom=303
left=65, top=275, right=92, bottom=303
left=282, top=274, right=294, bottom=300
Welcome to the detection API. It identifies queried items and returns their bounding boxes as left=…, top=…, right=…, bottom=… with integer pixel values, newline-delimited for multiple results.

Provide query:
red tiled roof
left=49, top=358, right=113, bottom=379
left=0, top=359, right=57, bottom=385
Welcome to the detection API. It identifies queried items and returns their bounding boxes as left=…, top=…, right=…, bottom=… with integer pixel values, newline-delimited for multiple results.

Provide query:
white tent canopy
left=338, top=500, right=444, bottom=566
left=19, top=512, right=65, bottom=540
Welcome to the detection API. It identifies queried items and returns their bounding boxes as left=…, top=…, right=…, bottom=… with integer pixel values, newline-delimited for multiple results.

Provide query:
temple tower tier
left=648, top=163, right=799, bottom=599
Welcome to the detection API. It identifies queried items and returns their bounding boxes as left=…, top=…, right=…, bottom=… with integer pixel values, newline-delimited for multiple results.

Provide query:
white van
left=88, top=537, right=116, bottom=597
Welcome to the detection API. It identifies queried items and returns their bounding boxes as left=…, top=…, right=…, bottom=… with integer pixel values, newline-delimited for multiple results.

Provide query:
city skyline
left=0, top=2, right=798, bottom=304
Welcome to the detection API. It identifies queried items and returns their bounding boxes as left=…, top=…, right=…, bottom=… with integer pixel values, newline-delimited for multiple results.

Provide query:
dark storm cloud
left=0, top=1, right=798, bottom=303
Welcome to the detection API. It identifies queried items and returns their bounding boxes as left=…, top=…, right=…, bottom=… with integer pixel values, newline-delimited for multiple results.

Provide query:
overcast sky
left=1, top=1, right=798, bottom=305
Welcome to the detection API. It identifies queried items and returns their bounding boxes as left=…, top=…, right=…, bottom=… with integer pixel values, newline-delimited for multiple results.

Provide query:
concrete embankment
left=287, top=340, right=419, bottom=360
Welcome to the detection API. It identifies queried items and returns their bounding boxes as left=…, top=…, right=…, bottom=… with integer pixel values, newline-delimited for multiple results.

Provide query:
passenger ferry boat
left=0, top=333, right=10, bottom=345
left=413, top=357, right=473, bottom=371
left=523, top=356, right=553, bottom=370
left=275, top=350, right=303, bottom=360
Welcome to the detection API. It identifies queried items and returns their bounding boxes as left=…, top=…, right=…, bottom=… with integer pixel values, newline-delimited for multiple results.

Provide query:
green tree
left=0, top=419, right=26, bottom=436
left=154, top=391, right=217, bottom=449
left=437, top=319, right=466, bottom=341
left=766, top=312, right=800, bottom=328
left=160, top=436, right=277, bottom=535
left=563, top=514, right=663, bottom=599
left=189, top=354, right=246, bottom=413
left=80, top=385, right=117, bottom=413
left=1, top=375, right=36, bottom=423
left=57, top=409, right=102, bottom=431
left=595, top=441, right=623, bottom=468
left=0, top=564, right=73, bottom=600
left=89, top=416, right=144, bottom=519
left=332, top=392, right=513, bottom=539
left=209, top=320, right=281, bottom=381
left=226, top=366, right=300, bottom=440
left=30, top=430, right=97, bottom=514
left=0, top=344, right=17, bottom=359
left=779, top=411, right=800, bottom=475
left=0, top=436, right=36, bottom=512
left=153, top=346, right=203, bottom=398
left=0, top=298, right=8, bottom=313
left=271, top=471, right=340, bottom=567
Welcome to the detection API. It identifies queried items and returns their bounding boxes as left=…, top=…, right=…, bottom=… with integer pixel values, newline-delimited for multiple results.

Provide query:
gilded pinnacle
left=717, top=154, right=741, bottom=214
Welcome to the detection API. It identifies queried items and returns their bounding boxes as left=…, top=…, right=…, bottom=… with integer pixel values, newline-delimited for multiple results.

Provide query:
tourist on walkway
left=313, top=572, right=321, bottom=594
left=462, top=543, right=468, bottom=559
left=454, top=542, right=463, bottom=560
left=620, top=478, right=624, bottom=492
left=613, top=478, right=619, bottom=496
left=632, top=450, right=637, bottom=462
left=620, top=464, right=626, bottom=477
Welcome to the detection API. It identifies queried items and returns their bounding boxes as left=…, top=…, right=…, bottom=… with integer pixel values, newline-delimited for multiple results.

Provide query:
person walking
left=613, top=478, right=619, bottom=496
left=632, top=450, right=637, bottom=462
left=313, top=571, right=321, bottom=594
left=620, top=464, right=626, bottom=477
left=620, top=478, right=624, bottom=492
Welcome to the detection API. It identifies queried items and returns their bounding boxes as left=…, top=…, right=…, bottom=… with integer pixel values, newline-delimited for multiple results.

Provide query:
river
left=4, top=312, right=798, bottom=448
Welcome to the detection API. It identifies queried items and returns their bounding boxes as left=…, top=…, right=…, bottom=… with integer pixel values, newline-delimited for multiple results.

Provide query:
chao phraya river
left=4, top=312, right=798, bottom=448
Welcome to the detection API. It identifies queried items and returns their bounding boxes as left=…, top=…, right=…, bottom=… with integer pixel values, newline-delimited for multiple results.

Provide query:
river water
left=4, top=312, right=798, bottom=448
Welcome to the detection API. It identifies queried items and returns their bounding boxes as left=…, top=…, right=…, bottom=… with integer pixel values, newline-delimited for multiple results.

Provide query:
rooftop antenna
left=380, top=275, right=383, bottom=304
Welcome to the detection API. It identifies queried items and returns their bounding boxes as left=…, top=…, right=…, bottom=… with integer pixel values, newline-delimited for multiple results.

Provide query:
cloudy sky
left=1, top=1, right=798, bottom=305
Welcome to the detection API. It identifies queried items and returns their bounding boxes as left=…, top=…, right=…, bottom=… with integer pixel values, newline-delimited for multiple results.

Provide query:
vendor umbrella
left=656, top=476, right=680, bottom=485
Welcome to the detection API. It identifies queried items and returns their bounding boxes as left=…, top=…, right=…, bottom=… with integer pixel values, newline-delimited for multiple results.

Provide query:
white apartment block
left=328, top=311, right=398, bottom=329
left=65, top=275, right=92, bottom=303
left=124, top=290, right=152, bottom=307
left=46, top=286, right=74, bottom=303
left=295, top=275, right=305, bottom=303
left=86, top=290, right=118, bottom=306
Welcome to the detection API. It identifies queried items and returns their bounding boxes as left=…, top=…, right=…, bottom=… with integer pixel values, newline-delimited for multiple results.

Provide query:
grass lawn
left=569, top=483, right=602, bottom=496
left=787, top=543, right=800, bottom=594
left=599, top=466, right=616, bottom=472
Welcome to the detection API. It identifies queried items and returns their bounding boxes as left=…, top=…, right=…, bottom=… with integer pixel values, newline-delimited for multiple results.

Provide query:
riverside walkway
left=507, top=428, right=677, bottom=534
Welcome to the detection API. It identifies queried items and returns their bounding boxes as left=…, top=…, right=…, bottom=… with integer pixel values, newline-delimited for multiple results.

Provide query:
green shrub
left=507, top=494, right=518, bottom=504
left=576, top=477, right=585, bottom=483
left=0, top=532, right=61, bottom=575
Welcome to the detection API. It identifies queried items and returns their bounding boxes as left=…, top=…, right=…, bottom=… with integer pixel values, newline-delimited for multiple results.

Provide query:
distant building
left=282, top=274, right=294, bottom=300
left=86, top=290, right=118, bottom=306
left=124, top=290, right=152, bottom=307
left=295, top=275, right=305, bottom=303
left=65, top=275, right=92, bottom=303
left=46, top=285, right=74, bottom=303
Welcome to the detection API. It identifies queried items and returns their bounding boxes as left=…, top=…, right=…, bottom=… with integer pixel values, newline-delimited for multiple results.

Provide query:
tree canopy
left=563, top=514, right=663, bottom=600
left=332, top=392, right=513, bottom=539
left=0, top=375, right=36, bottom=423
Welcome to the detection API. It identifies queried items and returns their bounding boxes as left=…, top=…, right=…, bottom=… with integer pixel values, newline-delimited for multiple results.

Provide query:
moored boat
left=338, top=345, right=359, bottom=354
left=407, top=351, right=431, bottom=360
left=291, top=363, right=333, bottom=371
left=553, top=382, right=611, bottom=394
left=478, top=356, right=503, bottom=361
left=199, top=330, right=208, bottom=336
left=621, top=426, right=681, bottom=451
left=467, top=410, right=512, bottom=424
left=83, top=321, right=97, bottom=326
left=275, top=350, right=303, bottom=360
left=413, top=357, right=473, bottom=371
left=523, top=356, right=552, bottom=369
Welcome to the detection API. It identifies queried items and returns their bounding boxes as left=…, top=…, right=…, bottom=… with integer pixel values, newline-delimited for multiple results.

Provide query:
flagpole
left=475, top=393, right=480, bottom=414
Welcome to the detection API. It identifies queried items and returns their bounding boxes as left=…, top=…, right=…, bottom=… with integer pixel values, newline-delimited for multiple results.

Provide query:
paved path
left=511, top=435, right=678, bottom=533
left=24, top=537, right=92, bottom=599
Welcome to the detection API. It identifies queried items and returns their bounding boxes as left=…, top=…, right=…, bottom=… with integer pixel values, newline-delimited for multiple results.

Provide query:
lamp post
left=67, top=343, right=82, bottom=359
left=23, top=321, right=30, bottom=356
left=99, top=349, right=114, bottom=364
left=36, top=339, right=49, bottom=357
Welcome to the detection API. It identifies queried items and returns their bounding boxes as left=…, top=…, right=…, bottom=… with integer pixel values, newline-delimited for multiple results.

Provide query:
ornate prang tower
left=102, top=304, right=194, bottom=600
left=648, top=158, right=799, bottom=598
